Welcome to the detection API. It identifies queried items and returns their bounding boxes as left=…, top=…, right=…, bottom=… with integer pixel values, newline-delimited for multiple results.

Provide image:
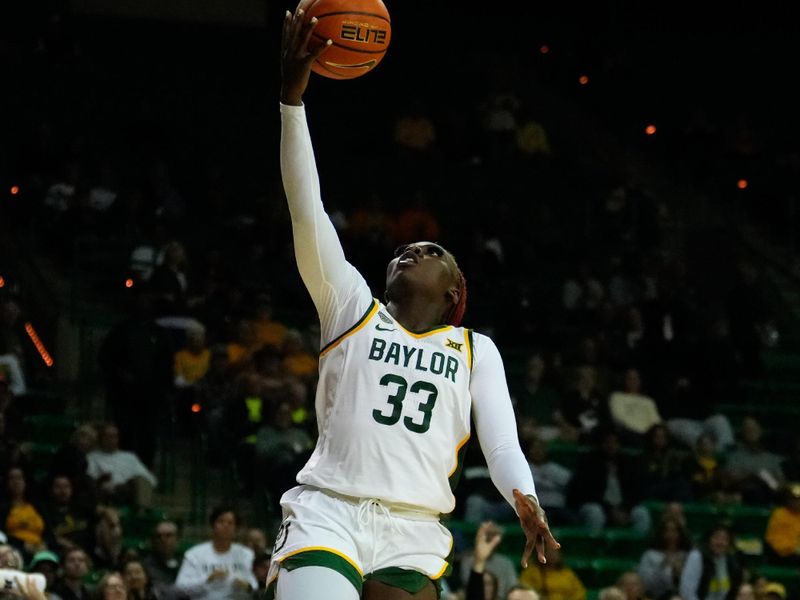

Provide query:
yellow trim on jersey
left=448, top=433, right=471, bottom=476
left=279, top=545, right=364, bottom=576
left=463, top=329, right=473, bottom=370
left=396, top=322, right=453, bottom=339
left=320, top=300, right=380, bottom=357
left=432, top=535, right=454, bottom=579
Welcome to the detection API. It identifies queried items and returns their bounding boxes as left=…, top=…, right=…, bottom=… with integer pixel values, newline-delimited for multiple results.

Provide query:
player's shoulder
left=466, top=330, right=503, bottom=365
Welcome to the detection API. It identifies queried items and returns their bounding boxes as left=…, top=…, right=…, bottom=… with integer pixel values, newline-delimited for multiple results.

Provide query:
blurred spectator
left=734, top=583, right=755, bottom=600
left=243, top=529, right=267, bottom=557
left=725, top=416, right=784, bottom=504
left=511, top=354, right=560, bottom=440
left=637, top=516, right=692, bottom=600
left=250, top=297, right=287, bottom=351
left=526, top=439, right=575, bottom=526
left=761, top=582, right=786, bottom=600
left=279, top=330, right=317, bottom=382
left=1, top=467, right=48, bottom=558
left=639, top=425, right=691, bottom=502
left=141, top=520, right=182, bottom=589
left=51, top=425, right=98, bottom=513
left=226, top=321, right=259, bottom=369
left=393, top=102, right=436, bottom=154
left=0, top=355, right=26, bottom=397
left=392, top=191, right=441, bottom=245
left=148, top=241, right=190, bottom=317
left=507, top=587, right=540, bottom=600
left=91, top=507, right=125, bottom=572
left=599, top=588, right=626, bottom=600
left=617, top=572, right=651, bottom=600
left=52, top=547, right=92, bottom=600
left=780, top=433, right=800, bottom=482
left=175, top=507, right=256, bottom=599
left=251, top=552, right=270, bottom=596
left=608, top=370, right=662, bottom=441
left=122, top=559, right=157, bottom=600
left=462, top=522, right=511, bottom=600
left=253, top=401, right=312, bottom=510
left=563, top=263, right=605, bottom=314
left=556, top=366, right=610, bottom=442
left=94, top=571, right=127, bottom=600
left=679, top=524, right=743, bottom=600
left=519, top=545, right=586, bottom=600
left=764, top=482, right=800, bottom=566
left=681, top=432, right=735, bottom=503
left=173, top=324, right=210, bottom=389
left=567, top=429, right=651, bottom=533
left=28, top=550, right=63, bottom=600
left=0, top=412, right=25, bottom=478
left=663, top=378, right=735, bottom=453
left=99, top=289, right=173, bottom=468
left=42, top=475, right=92, bottom=553
left=87, top=424, right=157, bottom=509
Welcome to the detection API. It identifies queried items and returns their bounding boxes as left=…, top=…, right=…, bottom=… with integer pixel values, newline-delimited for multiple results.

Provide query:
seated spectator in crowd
left=28, top=550, right=62, bottom=600
left=556, top=366, right=610, bottom=442
left=563, top=263, right=605, bottom=314
left=42, top=474, right=93, bottom=553
left=148, top=241, right=190, bottom=317
left=86, top=424, right=157, bottom=509
left=679, top=524, right=743, bottom=600
left=141, top=520, right=182, bottom=588
left=0, top=354, right=26, bottom=396
left=1, top=467, right=48, bottom=559
left=637, top=516, right=692, bottom=600
left=526, top=439, right=575, bottom=526
left=735, top=583, right=755, bottom=600
left=0, top=412, right=25, bottom=481
left=507, top=587, right=541, bottom=600
left=764, top=482, right=800, bottom=566
left=725, top=416, right=785, bottom=504
left=617, top=572, right=651, bottom=600
left=639, top=425, right=691, bottom=502
left=94, top=571, right=128, bottom=600
left=599, top=588, right=626, bottom=600
left=92, top=507, right=126, bottom=573
left=761, top=582, right=787, bottom=600
left=51, top=425, right=98, bottom=512
left=173, top=324, right=210, bottom=389
left=254, top=401, right=313, bottom=511
left=244, top=528, right=268, bottom=557
left=511, top=354, right=560, bottom=441
left=662, top=377, right=734, bottom=452
left=226, top=320, right=260, bottom=370
left=519, top=545, right=586, bottom=600
left=463, top=521, right=515, bottom=600
left=682, top=432, right=734, bottom=502
left=567, top=429, right=651, bottom=533
left=123, top=559, right=158, bottom=600
left=175, top=506, right=256, bottom=599
left=608, top=369, right=662, bottom=442
left=251, top=296, right=287, bottom=351
left=52, top=547, right=92, bottom=600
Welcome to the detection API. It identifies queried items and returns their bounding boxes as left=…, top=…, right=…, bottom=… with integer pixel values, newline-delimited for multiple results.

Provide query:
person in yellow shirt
left=174, top=324, right=211, bottom=387
left=252, top=296, right=288, bottom=350
left=1, top=467, right=47, bottom=557
left=520, top=546, right=586, bottom=600
left=280, top=329, right=317, bottom=381
left=765, top=482, right=800, bottom=566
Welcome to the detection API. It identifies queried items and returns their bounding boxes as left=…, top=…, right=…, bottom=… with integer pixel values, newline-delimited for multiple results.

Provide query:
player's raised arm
left=279, top=2, right=370, bottom=341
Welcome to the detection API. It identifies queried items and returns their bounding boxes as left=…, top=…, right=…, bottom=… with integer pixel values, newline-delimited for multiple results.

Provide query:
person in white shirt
left=268, top=4, right=559, bottom=599
left=175, top=507, right=257, bottom=599
left=86, top=423, right=157, bottom=508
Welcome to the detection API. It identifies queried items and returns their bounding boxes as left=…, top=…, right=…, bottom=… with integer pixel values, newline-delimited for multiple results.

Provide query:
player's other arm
left=470, top=334, right=559, bottom=567
left=280, top=3, right=370, bottom=339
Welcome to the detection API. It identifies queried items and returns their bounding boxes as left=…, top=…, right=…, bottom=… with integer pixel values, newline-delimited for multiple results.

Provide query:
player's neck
left=386, top=298, right=446, bottom=332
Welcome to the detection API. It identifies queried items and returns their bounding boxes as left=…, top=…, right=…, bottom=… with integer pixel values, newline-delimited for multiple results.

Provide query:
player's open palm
left=513, top=488, right=560, bottom=568
left=281, top=0, right=331, bottom=104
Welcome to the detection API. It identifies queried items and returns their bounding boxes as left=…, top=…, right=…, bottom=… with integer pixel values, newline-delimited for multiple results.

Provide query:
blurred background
left=2, top=1, right=800, bottom=598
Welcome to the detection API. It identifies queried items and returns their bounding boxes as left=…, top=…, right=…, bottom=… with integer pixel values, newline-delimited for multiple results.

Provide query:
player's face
left=386, top=241, right=456, bottom=299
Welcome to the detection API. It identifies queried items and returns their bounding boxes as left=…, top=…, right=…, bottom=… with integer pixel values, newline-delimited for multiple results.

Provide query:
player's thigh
left=276, top=566, right=360, bottom=600
left=362, top=578, right=438, bottom=600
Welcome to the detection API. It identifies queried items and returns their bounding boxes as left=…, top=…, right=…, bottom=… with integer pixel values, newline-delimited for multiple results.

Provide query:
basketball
left=306, top=0, right=391, bottom=80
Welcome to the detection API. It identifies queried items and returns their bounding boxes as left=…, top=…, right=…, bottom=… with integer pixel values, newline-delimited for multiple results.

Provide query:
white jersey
left=280, top=102, right=537, bottom=518
left=298, top=298, right=474, bottom=514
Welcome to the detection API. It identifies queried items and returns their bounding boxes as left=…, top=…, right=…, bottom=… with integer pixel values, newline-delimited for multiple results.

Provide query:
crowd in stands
left=2, top=3, right=800, bottom=599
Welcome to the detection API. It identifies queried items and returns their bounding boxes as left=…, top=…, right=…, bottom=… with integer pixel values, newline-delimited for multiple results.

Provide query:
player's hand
left=513, top=488, right=560, bottom=569
left=280, top=0, right=332, bottom=105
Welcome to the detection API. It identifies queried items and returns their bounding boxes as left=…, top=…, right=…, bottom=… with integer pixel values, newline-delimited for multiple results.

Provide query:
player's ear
left=446, top=285, right=460, bottom=306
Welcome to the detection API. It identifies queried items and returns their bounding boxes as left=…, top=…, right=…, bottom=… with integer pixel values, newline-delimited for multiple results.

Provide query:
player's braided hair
left=443, top=262, right=467, bottom=327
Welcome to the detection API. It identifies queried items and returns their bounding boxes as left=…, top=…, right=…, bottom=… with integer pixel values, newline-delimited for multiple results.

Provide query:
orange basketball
left=306, top=0, right=391, bottom=80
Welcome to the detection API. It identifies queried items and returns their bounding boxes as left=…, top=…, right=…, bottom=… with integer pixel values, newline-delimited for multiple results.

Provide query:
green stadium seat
left=591, top=557, right=638, bottom=588
left=604, top=528, right=648, bottom=561
left=725, top=504, right=772, bottom=538
left=547, top=441, right=592, bottom=470
left=22, top=414, right=78, bottom=445
left=682, top=502, right=725, bottom=537
left=755, top=565, right=800, bottom=597
left=552, top=526, right=604, bottom=559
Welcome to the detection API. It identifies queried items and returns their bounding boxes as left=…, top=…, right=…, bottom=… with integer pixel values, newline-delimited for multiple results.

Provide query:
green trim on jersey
left=366, top=567, right=442, bottom=598
left=467, top=329, right=475, bottom=370
left=264, top=579, right=276, bottom=600
left=448, top=435, right=470, bottom=491
left=281, top=549, right=364, bottom=594
left=319, top=298, right=378, bottom=356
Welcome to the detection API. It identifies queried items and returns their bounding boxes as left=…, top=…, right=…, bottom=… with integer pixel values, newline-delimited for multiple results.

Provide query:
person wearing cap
left=764, top=482, right=800, bottom=566
left=28, top=550, right=63, bottom=600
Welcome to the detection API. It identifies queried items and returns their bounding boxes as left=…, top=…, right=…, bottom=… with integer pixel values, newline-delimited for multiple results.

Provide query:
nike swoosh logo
left=324, top=60, right=377, bottom=70
left=375, top=324, right=396, bottom=332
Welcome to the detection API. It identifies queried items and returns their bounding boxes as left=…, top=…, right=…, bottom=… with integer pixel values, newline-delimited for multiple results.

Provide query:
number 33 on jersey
left=295, top=299, right=475, bottom=514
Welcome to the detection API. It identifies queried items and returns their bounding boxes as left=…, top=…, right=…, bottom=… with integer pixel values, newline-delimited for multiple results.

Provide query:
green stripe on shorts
left=281, top=549, right=364, bottom=595
left=366, top=567, right=441, bottom=598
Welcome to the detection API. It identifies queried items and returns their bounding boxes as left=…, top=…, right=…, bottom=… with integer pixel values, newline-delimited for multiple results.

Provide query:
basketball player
left=268, top=3, right=559, bottom=599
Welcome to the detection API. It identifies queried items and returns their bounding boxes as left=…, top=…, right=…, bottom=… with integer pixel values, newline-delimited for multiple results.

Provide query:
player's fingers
left=521, top=537, right=534, bottom=569
left=299, top=17, right=319, bottom=52
left=309, top=38, right=332, bottom=61
left=281, top=10, right=292, bottom=51
left=298, top=0, right=317, bottom=14
left=536, top=533, right=547, bottom=564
